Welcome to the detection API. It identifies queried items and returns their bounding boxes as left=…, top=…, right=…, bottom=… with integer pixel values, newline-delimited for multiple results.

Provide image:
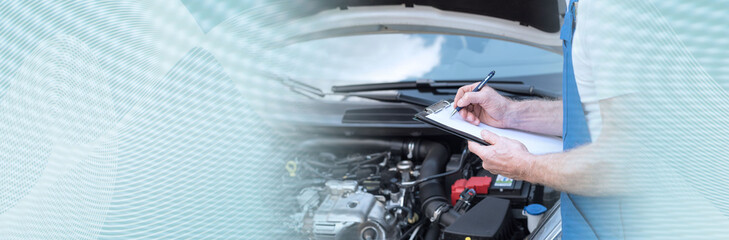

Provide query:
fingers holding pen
left=456, top=92, right=487, bottom=125
left=454, top=82, right=479, bottom=109
left=457, top=91, right=491, bottom=108
left=472, top=109, right=482, bottom=125
left=467, top=105, right=481, bottom=125
left=459, top=105, right=477, bottom=125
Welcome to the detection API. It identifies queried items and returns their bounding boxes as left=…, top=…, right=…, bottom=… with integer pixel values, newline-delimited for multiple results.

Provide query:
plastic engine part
left=450, top=176, right=492, bottom=205
left=443, top=197, right=514, bottom=240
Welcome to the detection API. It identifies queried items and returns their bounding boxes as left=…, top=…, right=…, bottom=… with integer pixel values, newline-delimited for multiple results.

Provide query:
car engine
left=287, top=138, right=558, bottom=240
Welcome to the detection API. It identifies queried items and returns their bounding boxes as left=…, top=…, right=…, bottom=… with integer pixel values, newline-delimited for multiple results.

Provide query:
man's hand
left=468, top=130, right=535, bottom=181
left=453, top=82, right=514, bottom=128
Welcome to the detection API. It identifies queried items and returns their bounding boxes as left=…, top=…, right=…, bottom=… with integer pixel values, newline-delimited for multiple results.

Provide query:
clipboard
left=414, top=100, right=563, bottom=155
left=414, top=100, right=490, bottom=145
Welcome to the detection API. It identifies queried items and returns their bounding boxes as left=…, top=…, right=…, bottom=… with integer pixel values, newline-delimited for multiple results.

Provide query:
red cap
left=450, top=176, right=492, bottom=205
left=466, top=176, right=492, bottom=194
left=450, top=179, right=467, bottom=206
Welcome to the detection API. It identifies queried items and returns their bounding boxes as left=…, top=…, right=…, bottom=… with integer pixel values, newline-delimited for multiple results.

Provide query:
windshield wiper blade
left=486, top=84, right=559, bottom=98
left=344, top=92, right=433, bottom=107
left=332, top=79, right=479, bottom=93
left=332, top=79, right=558, bottom=98
left=278, top=76, right=326, bottom=99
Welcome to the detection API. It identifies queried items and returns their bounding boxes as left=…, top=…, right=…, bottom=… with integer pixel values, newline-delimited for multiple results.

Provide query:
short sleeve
left=578, top=1, right=640, bottom=100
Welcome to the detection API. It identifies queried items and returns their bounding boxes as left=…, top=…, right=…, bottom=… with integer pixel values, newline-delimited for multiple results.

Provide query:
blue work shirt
left=560, top=0, right=624, bottom=239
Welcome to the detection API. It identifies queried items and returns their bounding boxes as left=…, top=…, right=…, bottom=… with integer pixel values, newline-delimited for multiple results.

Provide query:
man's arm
left=505, top=100, right=563, bottom=137
left=524, top=142, right=613, bottom=196
left=453, top=83, right=563, bottom=136
left=469, top=96, right=628, bottom=196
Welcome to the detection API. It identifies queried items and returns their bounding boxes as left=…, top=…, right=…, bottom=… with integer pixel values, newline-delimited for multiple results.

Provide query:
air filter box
left=443, top=197, right=514, bottom=240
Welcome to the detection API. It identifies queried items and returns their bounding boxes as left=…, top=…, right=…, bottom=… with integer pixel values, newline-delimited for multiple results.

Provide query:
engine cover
left=310, top=180, right=398, bottom=240
left=443, top=197, right=515, bottom=240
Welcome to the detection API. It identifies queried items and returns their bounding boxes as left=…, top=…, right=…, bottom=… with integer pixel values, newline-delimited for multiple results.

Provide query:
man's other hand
left=468, top=129, right=535, bottom=181
left=453, top=82, right=514, bottom=128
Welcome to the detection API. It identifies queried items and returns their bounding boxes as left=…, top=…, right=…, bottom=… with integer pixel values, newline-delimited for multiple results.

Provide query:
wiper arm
left=486, top=84, right=559, bottom=98
left=344, top=92, right=433, bottom=107
left=332, top=79, right=478, bottom=93
left=274, top=74, right=557, bottom=106
left=332, top=79, right=559, bottom=98
left=277, top=76, right=326, bottom=99
left=274, top=76, right=437, bottom=105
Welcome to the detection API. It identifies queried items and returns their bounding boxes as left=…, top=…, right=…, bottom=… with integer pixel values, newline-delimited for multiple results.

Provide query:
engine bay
left=287, top=138, right=559, bottom=240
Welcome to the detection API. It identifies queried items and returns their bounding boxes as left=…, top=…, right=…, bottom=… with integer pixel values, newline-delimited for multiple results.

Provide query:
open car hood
left=282, top=0, right=565, bottom=53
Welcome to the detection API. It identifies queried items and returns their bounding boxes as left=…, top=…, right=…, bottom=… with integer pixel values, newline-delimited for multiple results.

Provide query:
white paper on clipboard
left=425, top=103, right=563, bottom=155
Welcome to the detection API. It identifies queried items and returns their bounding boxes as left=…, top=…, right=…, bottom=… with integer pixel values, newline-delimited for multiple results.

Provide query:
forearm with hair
left=524, top=144, right=617, bottom=196
left=519, top=97, right=628, bottom=196
left=506, top=99, right=562, bottom=136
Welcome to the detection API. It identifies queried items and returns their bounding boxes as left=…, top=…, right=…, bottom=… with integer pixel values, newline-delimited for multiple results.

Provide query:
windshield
left=272, top=33, right=562, bottom=91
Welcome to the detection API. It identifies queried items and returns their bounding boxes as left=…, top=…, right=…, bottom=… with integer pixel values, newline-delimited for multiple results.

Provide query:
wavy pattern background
left=582, top=1, right=729, bottom=239
left=3, top=0, right=729, bottom=239
left=1, top=0, right=299, bottom=239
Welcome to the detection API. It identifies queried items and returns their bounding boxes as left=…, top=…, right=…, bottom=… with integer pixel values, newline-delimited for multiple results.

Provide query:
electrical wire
left=399, top=147, right=471, bottom=187
left=299, top=161, right=334, bottom=180
left=399, top=218, right=427, bottom=240
left=408, top=225, right=422, bottom=240
left=335, top=151, right=389, bottom=165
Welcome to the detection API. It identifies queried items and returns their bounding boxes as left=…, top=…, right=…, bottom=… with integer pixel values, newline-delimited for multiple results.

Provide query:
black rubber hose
left=414, top=140, right=461, bottom=228
left=424, top=222, right=441, bottom=240
left=297, top=138, right=403, bottom=155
